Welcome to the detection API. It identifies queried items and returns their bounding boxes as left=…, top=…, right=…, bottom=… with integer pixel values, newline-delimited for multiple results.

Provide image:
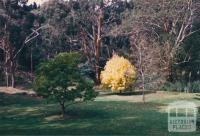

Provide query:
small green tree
left=34, top=52, right=97, bottom=117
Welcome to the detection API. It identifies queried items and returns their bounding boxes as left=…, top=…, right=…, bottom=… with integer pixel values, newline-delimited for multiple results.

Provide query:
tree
left=35, top=0, right=79, bottom=60
left=131, top=29, right=161, bottom=102
left=34, top=52, right=97, bottom=117
left=0, top=0, right=40, bottom=87
left=78, top=0, right=134, bottom=84
left=35, top=0, right=134, bottom=84
left=130, top=0, right=200, bottom=81
left=101, top=54, right=136, bottom=93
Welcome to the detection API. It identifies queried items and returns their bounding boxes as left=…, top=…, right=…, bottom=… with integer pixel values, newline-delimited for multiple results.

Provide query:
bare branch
left=13, top=24, right=49, bottom=60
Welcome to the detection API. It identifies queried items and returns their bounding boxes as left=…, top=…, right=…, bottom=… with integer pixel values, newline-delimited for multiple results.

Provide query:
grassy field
left=0, top=91, right=200, bottom=135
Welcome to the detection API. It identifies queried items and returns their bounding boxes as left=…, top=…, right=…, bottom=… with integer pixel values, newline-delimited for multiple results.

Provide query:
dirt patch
left=45, top=114, right=79, bottom=121
left=96, top=91, right=193, bottom=103
left=0, top=87, right=36, bottom=96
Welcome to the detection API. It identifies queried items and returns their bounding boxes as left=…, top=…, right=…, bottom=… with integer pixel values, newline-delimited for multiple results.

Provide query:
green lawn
left=0, top=92, right=200, bottom=135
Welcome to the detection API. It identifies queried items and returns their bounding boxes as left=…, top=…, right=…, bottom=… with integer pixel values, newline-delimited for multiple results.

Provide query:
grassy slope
left=0, top=92, right=200, bottom=136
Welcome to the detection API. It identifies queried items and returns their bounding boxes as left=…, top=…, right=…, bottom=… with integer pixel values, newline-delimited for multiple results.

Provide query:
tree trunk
left=141, top=71, right=145, bottom=103
left=31, top=47, right=33, bottom=74
left=60, top=102, right=65, bottom=118
left=5, top=69, right=9, bottom=87
left=81, top=9, right=103, bottom=85
left=94, top=10, right=103, bottom=85
left=167, top=59, right=173, bottom=82
left=11, top=72, right=15, bottom=88
left=95, top=39, right=101, bottom=85
left=5, top=53, right=9, bottom=87
left=142, top=90, right=145, bottom=103
left=95, top=65, right=101, bottom=85
left=10, top=60, right=15, bottom=88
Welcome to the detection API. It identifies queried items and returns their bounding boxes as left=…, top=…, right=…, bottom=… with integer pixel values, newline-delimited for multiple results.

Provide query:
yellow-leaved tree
left=101, top=54, right=136, bottom=93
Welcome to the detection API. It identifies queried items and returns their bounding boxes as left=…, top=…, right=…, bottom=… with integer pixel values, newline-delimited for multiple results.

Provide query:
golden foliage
left=101, top=54, right=136, bottom=93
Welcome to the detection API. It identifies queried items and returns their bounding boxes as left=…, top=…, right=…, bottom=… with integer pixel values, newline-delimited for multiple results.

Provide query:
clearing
left=0, top=88, right=200, bottom=135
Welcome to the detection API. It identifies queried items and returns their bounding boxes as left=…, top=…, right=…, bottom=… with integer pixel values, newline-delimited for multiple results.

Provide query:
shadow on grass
left=194, top=97, right=200, bottom=101
left=196, top=94, right=200, bottom=97
left=116, top=90, right=156, bottom=96
left=0, top=92, right=114, bottom=120
left=0, top=93, right=41, bottom=106
left=193, top=94, right=200, bottom=101
left=99, top=90, right=156, bottom=96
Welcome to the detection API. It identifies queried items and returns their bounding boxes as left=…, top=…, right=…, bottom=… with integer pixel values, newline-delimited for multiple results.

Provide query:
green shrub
left=0, top=69, right=4, bottom=86
left=161, top=82, right=175, bottom=92
left=190, top=81, right=200, bottom=93
left=161, top=82, right=183, bottom=92
left=34, top=52, right=97, bottom=117
left=161, top=81, right=200, bottom=93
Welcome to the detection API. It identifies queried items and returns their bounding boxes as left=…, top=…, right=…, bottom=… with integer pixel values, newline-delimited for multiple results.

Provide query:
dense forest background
left=0, top=0, right=200, bottom=92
